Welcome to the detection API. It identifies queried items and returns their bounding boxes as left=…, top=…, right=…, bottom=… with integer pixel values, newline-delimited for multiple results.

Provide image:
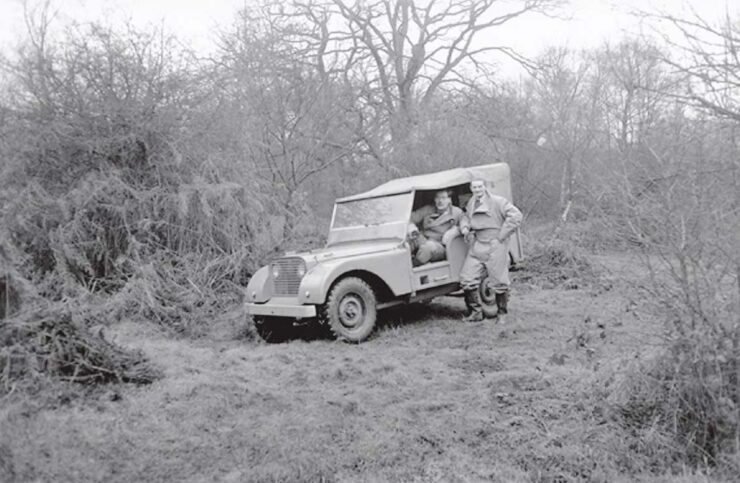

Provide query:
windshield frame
left=330, top=191, right=415, bottom=230
left=327, top=191, right=414, bottom=246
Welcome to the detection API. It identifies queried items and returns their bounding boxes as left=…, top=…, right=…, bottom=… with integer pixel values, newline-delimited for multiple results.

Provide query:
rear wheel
left=321, top=277, right=377, bottom=343
left=479, top=275, right=499, bottom=318
left=253, top=316, right=295, bottom=343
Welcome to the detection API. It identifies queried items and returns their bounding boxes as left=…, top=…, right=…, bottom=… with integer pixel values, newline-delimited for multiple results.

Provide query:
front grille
left=273, top=257, right=304, bottom=296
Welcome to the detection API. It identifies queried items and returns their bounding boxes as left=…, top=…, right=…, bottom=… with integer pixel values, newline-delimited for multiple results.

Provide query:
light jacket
left=410, top=204, right=464, bottom=242
left=460, top=190, right=522, bottom=242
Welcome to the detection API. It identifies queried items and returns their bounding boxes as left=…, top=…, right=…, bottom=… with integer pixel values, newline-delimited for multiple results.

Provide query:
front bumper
left=245, top=297, right=317, bottom=319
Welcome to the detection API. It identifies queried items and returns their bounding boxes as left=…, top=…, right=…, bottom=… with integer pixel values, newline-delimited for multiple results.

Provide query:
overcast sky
left=0, top=0, right=738, bottom=72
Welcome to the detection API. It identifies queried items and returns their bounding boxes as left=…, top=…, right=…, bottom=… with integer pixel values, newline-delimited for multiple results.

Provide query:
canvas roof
left=337, top=162, right=512, bottom=202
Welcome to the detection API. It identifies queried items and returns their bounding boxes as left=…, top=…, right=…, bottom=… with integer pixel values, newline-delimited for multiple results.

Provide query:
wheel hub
left=338, top=294, right=364, bottom=327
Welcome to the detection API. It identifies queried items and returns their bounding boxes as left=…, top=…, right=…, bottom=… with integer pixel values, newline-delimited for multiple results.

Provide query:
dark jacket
left=460, top=191, right=522, bottom=242
left=410, top=204, right=464, bottom=242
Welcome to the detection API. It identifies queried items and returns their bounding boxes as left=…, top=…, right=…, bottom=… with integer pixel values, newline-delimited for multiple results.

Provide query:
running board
left=377, top=283, right=460, bottom=310
left=409, top=283, right=460, bottom=303
left=378, top=300, right=405, bottom=310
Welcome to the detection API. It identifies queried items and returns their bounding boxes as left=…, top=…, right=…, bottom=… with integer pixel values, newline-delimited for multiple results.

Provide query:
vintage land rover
left=245, top=162, right=523, bottom=343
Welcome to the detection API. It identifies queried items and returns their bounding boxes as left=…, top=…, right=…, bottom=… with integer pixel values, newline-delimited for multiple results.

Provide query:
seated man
left=408, top=189, right=463, bottom=265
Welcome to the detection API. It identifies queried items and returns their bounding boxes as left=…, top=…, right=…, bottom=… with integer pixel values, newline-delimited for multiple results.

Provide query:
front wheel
left=321, top=277, right=377, bottom=343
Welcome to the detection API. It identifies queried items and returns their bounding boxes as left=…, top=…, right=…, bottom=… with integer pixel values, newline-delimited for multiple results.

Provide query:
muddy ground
left=1, top=254, right=697, bottom=482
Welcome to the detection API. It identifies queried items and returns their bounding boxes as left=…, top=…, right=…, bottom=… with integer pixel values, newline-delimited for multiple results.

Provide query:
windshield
left=332, top=193, right=412, bottom=229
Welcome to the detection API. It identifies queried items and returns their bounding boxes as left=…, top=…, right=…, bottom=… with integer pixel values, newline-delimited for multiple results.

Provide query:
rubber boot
left=462, top=290, right=472, bottom=317
left=462, top=289, right=484, bottom=322
left=495, top=291, right=509, bottom=324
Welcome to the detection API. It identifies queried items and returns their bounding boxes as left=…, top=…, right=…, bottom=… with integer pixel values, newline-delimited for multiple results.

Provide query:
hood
left=283, top=240, right=401, bottom=264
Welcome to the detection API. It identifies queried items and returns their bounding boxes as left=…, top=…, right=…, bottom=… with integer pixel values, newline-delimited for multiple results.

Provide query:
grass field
left=0, top=254, right=713, bottom=482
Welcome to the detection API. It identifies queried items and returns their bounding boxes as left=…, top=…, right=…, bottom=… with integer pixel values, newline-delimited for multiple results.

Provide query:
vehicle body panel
left=298, top=240, right=402, bottom=262
left=245, top=242, right=414, bottom=307
left=299, top=246, right=413, bottom=304
left=247, top=266, right=272, bottom=303
left=409, top=236, right=467, bottom=292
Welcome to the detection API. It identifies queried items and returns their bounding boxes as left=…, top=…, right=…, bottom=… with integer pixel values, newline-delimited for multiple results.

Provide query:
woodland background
left=0, top=0, right=738, bottom=480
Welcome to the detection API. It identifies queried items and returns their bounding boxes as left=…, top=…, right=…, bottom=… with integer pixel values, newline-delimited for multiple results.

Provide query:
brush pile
left=514, top=239, right=601, bottom=290
left=1, top=303, right=160, bottom=393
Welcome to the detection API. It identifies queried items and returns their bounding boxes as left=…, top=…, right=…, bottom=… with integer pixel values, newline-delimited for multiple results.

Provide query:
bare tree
left=590, top=41, right=676, bottom=157
left=530, top=47, right=596, bottom=234
left=216, top=11, right=363, bottom=238
left=642, top=9, right=740, bottom=284
left=250, top=0, right=562, bottom=162
left=651, top=8, right=740, bottom=421
left=646, top=10, right=740, bottom=122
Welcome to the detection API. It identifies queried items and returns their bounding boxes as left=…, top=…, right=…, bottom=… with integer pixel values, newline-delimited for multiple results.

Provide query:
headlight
left=271, top=264, right=280, bottom=279
left=296, top=263, right=306, bottom=277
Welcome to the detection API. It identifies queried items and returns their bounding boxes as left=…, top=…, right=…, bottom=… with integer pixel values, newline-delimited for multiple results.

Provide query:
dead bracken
left=513, top=240, right=602, bottom=290
left=0, top=305, right=160, bottom=392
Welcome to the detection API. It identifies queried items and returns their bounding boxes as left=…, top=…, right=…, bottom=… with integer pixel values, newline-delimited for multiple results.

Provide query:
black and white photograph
left=0, top=0, right=739, bottom=481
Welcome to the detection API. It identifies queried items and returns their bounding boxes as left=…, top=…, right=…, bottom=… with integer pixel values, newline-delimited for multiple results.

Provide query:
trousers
left=415, top=238, right=446, bottom=265
left=459, top=239, right=509, bottom=293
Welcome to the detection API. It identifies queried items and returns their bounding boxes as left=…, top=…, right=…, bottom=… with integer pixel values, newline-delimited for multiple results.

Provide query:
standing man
left=459, top=179, right=522, bottom=323
left=409, top=190, right=463, bottom=265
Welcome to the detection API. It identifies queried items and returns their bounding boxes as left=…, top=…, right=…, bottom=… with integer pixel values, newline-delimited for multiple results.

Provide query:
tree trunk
left=551, top=153, right=574, bottom=243
left=734, top=263, right=740, bottom=452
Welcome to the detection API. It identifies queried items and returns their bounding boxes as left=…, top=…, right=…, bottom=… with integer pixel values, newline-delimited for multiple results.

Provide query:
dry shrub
left=1, top=184, right=61, bottom=280
left=600, top=159, right=740, bottom=476
left=609, top=257, right=740, bottom=475
left=514, top=238, right=601, bottom=290
left=0, top=304, right=160, bottom=393
left=1, top=165, right=281, bottom=334
left=0, top=19, right=335, bottom=375
left=0, top=276, right=22, bottom=321
left=0, top=236, right=29, bottom=320
left=612, top=333, right=740, bottom=475
left=108, top=252, right=248, bottom=335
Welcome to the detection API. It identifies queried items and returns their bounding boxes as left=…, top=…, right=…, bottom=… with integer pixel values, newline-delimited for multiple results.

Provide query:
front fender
left=245, top=266, right=272, bottom=303
left=299, top=248, right=413, bottom=305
